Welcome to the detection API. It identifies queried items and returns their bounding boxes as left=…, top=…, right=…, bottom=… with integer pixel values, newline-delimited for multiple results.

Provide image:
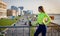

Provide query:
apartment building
left=0, top=0, right=7, bottom=18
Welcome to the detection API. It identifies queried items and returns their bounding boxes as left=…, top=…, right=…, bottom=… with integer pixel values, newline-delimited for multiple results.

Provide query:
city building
left=11, top=6, right=19, bottom=16
left=7, top=9, right=17, bottom=17
left=0, top=0, right=7, bottom=18
left=23, top=10, right=34, bottom=19
left=11, top=6, right=18, bottom=12
left=27, top=10, right=33, bottom=14
left=18, top=6, right=24, bottom=16
left=23, top=10, right=33, bottom=15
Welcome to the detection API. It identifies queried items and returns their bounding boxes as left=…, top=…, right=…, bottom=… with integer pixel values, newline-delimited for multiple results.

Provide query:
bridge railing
left=0, top=25, right=60, bottom=36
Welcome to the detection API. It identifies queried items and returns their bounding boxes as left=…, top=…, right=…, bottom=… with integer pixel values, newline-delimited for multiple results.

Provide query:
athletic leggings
left=34, top=24, right=47, bottom=36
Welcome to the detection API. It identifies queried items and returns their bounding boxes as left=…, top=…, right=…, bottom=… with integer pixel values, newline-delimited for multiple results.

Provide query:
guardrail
left=0, top=26, right=30, bottom=36
left=0, top=25, right=60, bottom=36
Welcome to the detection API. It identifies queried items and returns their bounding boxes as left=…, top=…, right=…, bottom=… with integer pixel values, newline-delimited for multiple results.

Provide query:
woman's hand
left=43, top=17, right=48, bottom=24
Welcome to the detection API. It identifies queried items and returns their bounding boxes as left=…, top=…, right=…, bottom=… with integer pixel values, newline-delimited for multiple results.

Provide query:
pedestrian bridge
left=0, top=22, right=60, bottom=36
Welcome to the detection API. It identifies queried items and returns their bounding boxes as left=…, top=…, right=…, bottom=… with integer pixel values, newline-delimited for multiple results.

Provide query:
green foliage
left=30, top=27, right=36, bottom=36
left=0, top=16, right=20, bottom=31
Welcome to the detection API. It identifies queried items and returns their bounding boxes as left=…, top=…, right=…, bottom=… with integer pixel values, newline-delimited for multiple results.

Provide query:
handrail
left=0, top=23, right=60, bottom=36
left=51, top=22, right=60, bottom=26
left=0, top=25, right=60, bottom=28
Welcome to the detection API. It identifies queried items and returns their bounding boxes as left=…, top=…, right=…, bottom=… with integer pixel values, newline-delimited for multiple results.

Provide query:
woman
left=34, top=6, right=51, bottom=36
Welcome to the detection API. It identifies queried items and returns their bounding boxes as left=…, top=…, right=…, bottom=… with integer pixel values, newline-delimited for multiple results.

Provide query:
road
left=5, top=15, right=30, bottom=36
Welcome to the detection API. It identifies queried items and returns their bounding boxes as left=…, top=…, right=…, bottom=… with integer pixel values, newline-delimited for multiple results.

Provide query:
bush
left=0, top=34, right=5, bottom=36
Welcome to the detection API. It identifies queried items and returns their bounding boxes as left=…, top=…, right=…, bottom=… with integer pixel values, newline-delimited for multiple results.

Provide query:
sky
left=2, top=0, right=60, bottom=14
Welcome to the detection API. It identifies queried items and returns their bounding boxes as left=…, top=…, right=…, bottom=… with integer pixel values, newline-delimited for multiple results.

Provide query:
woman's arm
left=43, top=13, right=51, bottom=25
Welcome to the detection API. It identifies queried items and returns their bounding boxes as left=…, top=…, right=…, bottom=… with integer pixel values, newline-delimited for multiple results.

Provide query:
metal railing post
left=23, top=26, right=24, bottom=36
left=29, top=26, right=30, bottom=36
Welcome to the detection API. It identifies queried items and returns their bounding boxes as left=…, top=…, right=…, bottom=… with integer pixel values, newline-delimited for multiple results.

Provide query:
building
left=0, top=0, right=7, bottom=18
left=23, top=10, right=33, bottom=15
left=7, top=9, right=17, bottom=17
left=27, top=10, right=33, bottom=14
left=11, top=6, right=19, bottom=16
left=18, top=6, right=24, bottom=16
left=11, top=6, right=18, bottom=12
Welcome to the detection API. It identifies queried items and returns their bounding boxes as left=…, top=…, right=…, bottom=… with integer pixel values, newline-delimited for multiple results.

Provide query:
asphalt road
left=5, top=16, right=30, bottom=36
